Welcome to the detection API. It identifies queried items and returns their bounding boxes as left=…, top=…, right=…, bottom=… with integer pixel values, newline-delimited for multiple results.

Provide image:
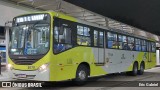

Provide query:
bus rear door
left=93, top=30, right=105, bottom=64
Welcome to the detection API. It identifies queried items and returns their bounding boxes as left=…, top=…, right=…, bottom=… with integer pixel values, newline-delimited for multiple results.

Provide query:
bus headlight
left=38, top=63, right=49, bottom=72
left=7, top=64, right=13, bottom=70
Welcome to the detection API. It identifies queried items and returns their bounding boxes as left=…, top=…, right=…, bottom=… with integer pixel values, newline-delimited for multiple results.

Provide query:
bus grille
left=12, top=59, right=37, bottom=65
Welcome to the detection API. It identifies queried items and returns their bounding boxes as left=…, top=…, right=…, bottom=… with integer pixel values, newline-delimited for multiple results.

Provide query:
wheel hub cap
left=78, top=70, right=86, bottom=80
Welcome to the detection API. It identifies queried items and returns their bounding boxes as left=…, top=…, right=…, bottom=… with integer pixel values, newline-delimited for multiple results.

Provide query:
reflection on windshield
left=10, top=24, right=50, bottom=55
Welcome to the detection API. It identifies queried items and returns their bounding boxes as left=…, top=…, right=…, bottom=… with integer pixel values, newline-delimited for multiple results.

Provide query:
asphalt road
left=0, top=67, right=160, bottom=90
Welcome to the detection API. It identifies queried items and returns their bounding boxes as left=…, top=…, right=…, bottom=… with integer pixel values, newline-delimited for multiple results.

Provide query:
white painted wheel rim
left=78, top=70, right=86, bottom=80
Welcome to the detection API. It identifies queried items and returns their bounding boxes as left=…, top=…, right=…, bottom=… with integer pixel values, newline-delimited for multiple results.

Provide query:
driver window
left=53, top=19, right=72, bottom=54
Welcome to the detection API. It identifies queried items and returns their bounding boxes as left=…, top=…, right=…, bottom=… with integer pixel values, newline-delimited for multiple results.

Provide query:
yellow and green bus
left=7, top=11, right=156, bottom=84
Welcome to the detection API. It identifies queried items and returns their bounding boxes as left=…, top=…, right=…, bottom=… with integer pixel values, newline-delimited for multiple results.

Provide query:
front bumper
left=8, top=68, right=50, bottom=81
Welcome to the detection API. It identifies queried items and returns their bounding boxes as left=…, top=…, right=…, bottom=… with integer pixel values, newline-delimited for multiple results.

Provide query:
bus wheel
left=138, top=62, right=145, bottom=75
left=74, top=65, right=89, bottom=85
left=131, top=62, right=138, bottom=76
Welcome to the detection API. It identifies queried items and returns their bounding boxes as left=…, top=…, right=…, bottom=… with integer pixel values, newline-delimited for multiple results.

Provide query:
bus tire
left=74, top=65, right=89, bottom=85
left=138, top=62, right=145, bottom=75
left=131, top=62, right=138, bottom=76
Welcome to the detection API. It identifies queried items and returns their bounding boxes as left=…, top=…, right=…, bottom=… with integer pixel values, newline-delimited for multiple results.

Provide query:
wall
left=0, top=0, right=39, bottom=65
left=0, top=0, right=38, bottom=26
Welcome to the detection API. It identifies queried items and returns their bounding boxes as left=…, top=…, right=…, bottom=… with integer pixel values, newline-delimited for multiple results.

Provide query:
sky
left=65, top=0, right=160, bottom=35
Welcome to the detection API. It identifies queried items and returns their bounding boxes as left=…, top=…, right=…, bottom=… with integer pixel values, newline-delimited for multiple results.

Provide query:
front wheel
left=74, top=65, right=89, bottom=85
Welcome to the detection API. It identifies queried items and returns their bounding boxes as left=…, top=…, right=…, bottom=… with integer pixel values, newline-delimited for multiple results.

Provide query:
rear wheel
left=131, top=62, right=138, bottom=76
left=127, top=62, right=138, bottom=76
left=138, top=62, right=145, bottom=75
left=74, top=65, right=89, bottom=85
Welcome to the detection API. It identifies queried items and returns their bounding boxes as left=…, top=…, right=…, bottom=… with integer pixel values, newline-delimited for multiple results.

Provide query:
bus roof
left=15, top=11, right=156, bottom=42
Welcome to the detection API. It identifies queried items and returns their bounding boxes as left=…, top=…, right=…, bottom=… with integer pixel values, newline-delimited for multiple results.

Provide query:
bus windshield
left=9, top=23, right=50, bottom=55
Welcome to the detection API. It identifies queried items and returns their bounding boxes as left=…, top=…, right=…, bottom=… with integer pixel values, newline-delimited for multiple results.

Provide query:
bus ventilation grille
left=12, top=59, right=37, bottom=65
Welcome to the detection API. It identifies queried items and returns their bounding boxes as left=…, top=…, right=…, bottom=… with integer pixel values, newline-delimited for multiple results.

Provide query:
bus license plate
left=17, top=74, right=26, bottom=78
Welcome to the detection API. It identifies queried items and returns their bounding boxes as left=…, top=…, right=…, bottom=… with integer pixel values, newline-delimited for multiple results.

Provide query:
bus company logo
left=108, top=53, right=113, bottom=56
left=121, top=54, right=126, bottom=59
left=28, top=65, right=35, bottom=69
left=132, top=54, right=135, bottom=59
left=2, top=82, right=11, bottom=87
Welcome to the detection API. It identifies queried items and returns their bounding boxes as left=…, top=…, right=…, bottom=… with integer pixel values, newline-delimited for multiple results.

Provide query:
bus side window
left=118, top=35, right=123, bottom=49
left=128, top=37, right=135, bottom=50
left=77, top=25, right=91, bottom=46
left=107, top=32, right=117, bottom=49
left=99, top=31, right=104, bottom=47
left=151, top=42, right=156, bottom=52
left=94, top=30, right=104, bottom=48
left=142, top=40, right=147, bottom=52
left=122, top=35, right=129, bottom=50
left=94, top=30, right=98, bottom=47
left=135, top=38, right=141, bottom=51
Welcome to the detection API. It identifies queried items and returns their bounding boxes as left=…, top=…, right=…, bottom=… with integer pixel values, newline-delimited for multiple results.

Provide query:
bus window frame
left=93, top=29, right=105, bottom=48
left=151, top=42, right=156, bottom=53
left=135, top=38, right=142, bottom=51
left=52, top=17, right=156, bottom=55
left=53, top=17, right=75, bottom=54
left=9, top=13, right=51, bottom=60
left=77, top=25, right=91, bottom=47
left=107, top=31, right=118, bottom=49
left=141, top=39, right=147, bottom=52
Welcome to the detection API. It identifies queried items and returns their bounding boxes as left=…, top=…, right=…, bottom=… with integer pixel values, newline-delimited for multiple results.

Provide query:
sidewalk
left=0, top=71, right=11, bottom=81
